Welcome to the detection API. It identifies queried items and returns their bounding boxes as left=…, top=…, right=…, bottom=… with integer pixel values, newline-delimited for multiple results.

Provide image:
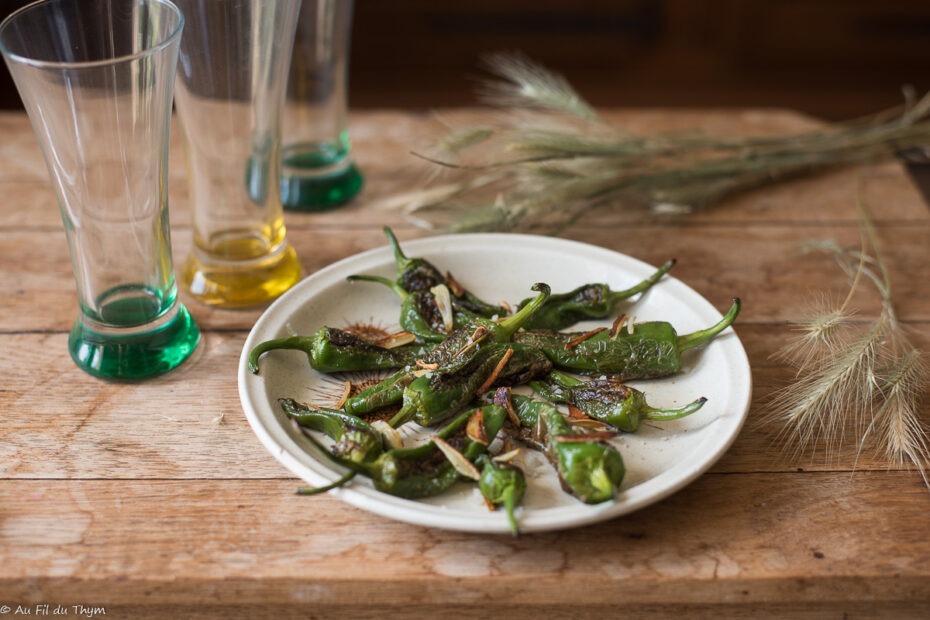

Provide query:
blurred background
left=2, top=0, right=930, bottom=121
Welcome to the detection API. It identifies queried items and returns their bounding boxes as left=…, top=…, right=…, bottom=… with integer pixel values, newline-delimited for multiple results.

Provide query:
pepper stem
left=388, top=401, right=415, bottom=428
left=497, top=283, right=551, bottom=339
left=503, top=488, right=521, bottom=536
left=383, top=226, right=412, bottom=271
left=608, top=258, right=676, bottom=304
left=676, top=298, right=741, bottom=352
left=296, top=470, right=357, bottom=495
left=347, top=273, right=409, bottom=301
left=247, top=336, right=312, bottom=374
left=643, top=396, right=708, bottom=421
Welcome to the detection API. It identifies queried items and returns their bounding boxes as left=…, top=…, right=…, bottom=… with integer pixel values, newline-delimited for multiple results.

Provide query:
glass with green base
left=282, top=0, right=364, bottom=211
left=0, top=0, right=200, bottom=380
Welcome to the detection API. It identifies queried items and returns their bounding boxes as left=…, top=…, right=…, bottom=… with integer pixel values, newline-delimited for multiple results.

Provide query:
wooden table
left=1, top=108, right=928, bottom=619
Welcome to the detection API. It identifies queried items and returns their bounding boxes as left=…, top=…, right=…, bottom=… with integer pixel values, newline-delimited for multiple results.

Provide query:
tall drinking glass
left=281, top=0, right=363, bottom=211
left=0, top=0, right=200, bottom=380
left=173, top=0, right=304, bottom=308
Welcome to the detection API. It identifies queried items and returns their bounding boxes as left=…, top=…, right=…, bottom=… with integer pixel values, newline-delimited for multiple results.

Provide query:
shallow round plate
left=238, top=233, right=751, bottom=533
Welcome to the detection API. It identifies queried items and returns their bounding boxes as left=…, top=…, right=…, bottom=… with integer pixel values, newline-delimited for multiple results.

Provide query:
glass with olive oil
left=173, top=0, right=304, bottom=308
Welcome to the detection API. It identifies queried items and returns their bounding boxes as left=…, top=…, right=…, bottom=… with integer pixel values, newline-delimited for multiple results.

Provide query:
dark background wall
left=3, top=0, right=930, bottom=121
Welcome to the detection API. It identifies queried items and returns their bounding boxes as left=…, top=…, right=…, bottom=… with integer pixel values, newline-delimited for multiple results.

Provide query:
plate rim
left=237, top=232, right=752, bottom=533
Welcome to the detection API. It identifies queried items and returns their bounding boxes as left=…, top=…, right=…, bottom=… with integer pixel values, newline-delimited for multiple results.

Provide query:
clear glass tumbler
left=0, top=0, right=200, bottom=380
left=281, top=0, right=363, bottom=212
left=173, top=0, right=304, bottom=308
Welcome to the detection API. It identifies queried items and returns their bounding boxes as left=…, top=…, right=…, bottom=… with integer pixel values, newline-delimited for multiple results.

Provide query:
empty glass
left=0, top=0, right=200, bottom=380
left=281, top=0, right=363, bottom=211
left=173, top=0, right=304, bottom=308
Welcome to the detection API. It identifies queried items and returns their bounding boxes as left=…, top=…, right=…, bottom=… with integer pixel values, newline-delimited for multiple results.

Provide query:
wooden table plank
left=0, top=474, right=927, bottom=612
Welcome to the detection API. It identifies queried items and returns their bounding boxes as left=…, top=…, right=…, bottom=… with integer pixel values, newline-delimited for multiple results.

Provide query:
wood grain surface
left=0, top=109, right=928, bottom=618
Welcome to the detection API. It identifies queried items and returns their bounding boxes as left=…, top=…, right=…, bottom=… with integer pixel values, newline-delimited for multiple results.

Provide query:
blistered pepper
left=500, top=391, right=625, bottom=504
left=530, top=370, right=707, bottom=432
left=280, top=398, right=383, bottom=464
left=342, top=283, right=552, bottom=419
left=290, top=403, right=506, bottom=499
left=342, top=368, right=416, bottom=417
left=388, top=285, right=553, bottom=427
left=280, top=398, right=384, bottom=495
left=515, top=259, right=676, bottom=331
left=248, top=326, right=432, bottom=374
left=382, top=226, right=504, bottom=317
left=389, top=344, right=505, bottom=427
left=515, top=298, right=740, bottom=378
left=477, top=454, right=527, bottom=535
left=370, top=404, right=507, bottom=498
left=346, top=273, right=477, bottom=343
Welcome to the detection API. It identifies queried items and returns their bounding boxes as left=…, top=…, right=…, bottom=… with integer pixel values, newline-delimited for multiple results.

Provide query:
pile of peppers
left=249, top=227, right=741, bottom=534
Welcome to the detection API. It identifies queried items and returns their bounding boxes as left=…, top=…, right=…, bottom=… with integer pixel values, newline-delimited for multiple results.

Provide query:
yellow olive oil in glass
left=181, top=222, right=303, bottom=308
left=173, top=0, right=304, bottom=309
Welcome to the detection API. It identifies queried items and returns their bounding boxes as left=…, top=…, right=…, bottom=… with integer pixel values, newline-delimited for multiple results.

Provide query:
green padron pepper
left=279, top=398, right=384, bottom=495
left=530, top=370, right=707, bottom=432
left=342, top=367, right=416, bottom=417
left=389, top=341, right=552, bottom=428
left=370, top=404, right=507, bottom=499
left=515, top=259, right=676, bottom=331
left=248, top=326, right=432, bottom=374
left=346, top=273, right=478, bottom=343
left=288, top=403, right=507, bottom=499
left=342, top=283, right=552, bottom=419
left=500, top=392, right=625, bottom=504
left=280, top=398, right=383, bottom=464
left=382, top=226, right=503, bottom=317
left=477, top=453, right=527, bottom=536
left=515, top=298, right=740, bottom=378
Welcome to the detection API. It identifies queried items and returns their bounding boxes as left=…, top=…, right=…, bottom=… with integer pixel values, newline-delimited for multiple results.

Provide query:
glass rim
left=0, top=0, right=184, bottom=69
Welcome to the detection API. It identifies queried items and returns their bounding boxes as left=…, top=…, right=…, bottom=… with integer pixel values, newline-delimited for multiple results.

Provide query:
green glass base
left=68, top=302, right=201, bottom=381
left=281, top=162, right=363, bottom=212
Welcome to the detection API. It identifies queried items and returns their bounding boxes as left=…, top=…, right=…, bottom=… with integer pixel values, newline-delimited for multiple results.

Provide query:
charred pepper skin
left=531, top=370, right=707, bottom=432
left=370, top=405, right=508, bottom=499
left=279, top=398, right=383, bottom=465
left=390, top=345, right=499, bottom=427
left=390, top=342, right=551, bottom=428
left=248, top=327, right=432, bottom=375
left=515, top=259, right=676, bottom=331
left=388, top=285, right=553, bottom=427
left=346, top=273, right=477, bottom=343
left=515, top=298, right=741, bottom=378
left=382, top=226, right=503, bottom=317
left=506, top=394, right=625, bottom=504
left=342, top=283, right=551, bottom=418
left=288, top=403, right=507, bottom=499
left=339, top=285, right=544, bottom=417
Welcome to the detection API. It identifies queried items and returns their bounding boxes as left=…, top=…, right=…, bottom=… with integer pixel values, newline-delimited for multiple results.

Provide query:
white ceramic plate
left=238, top=233, right=751, bottom=533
